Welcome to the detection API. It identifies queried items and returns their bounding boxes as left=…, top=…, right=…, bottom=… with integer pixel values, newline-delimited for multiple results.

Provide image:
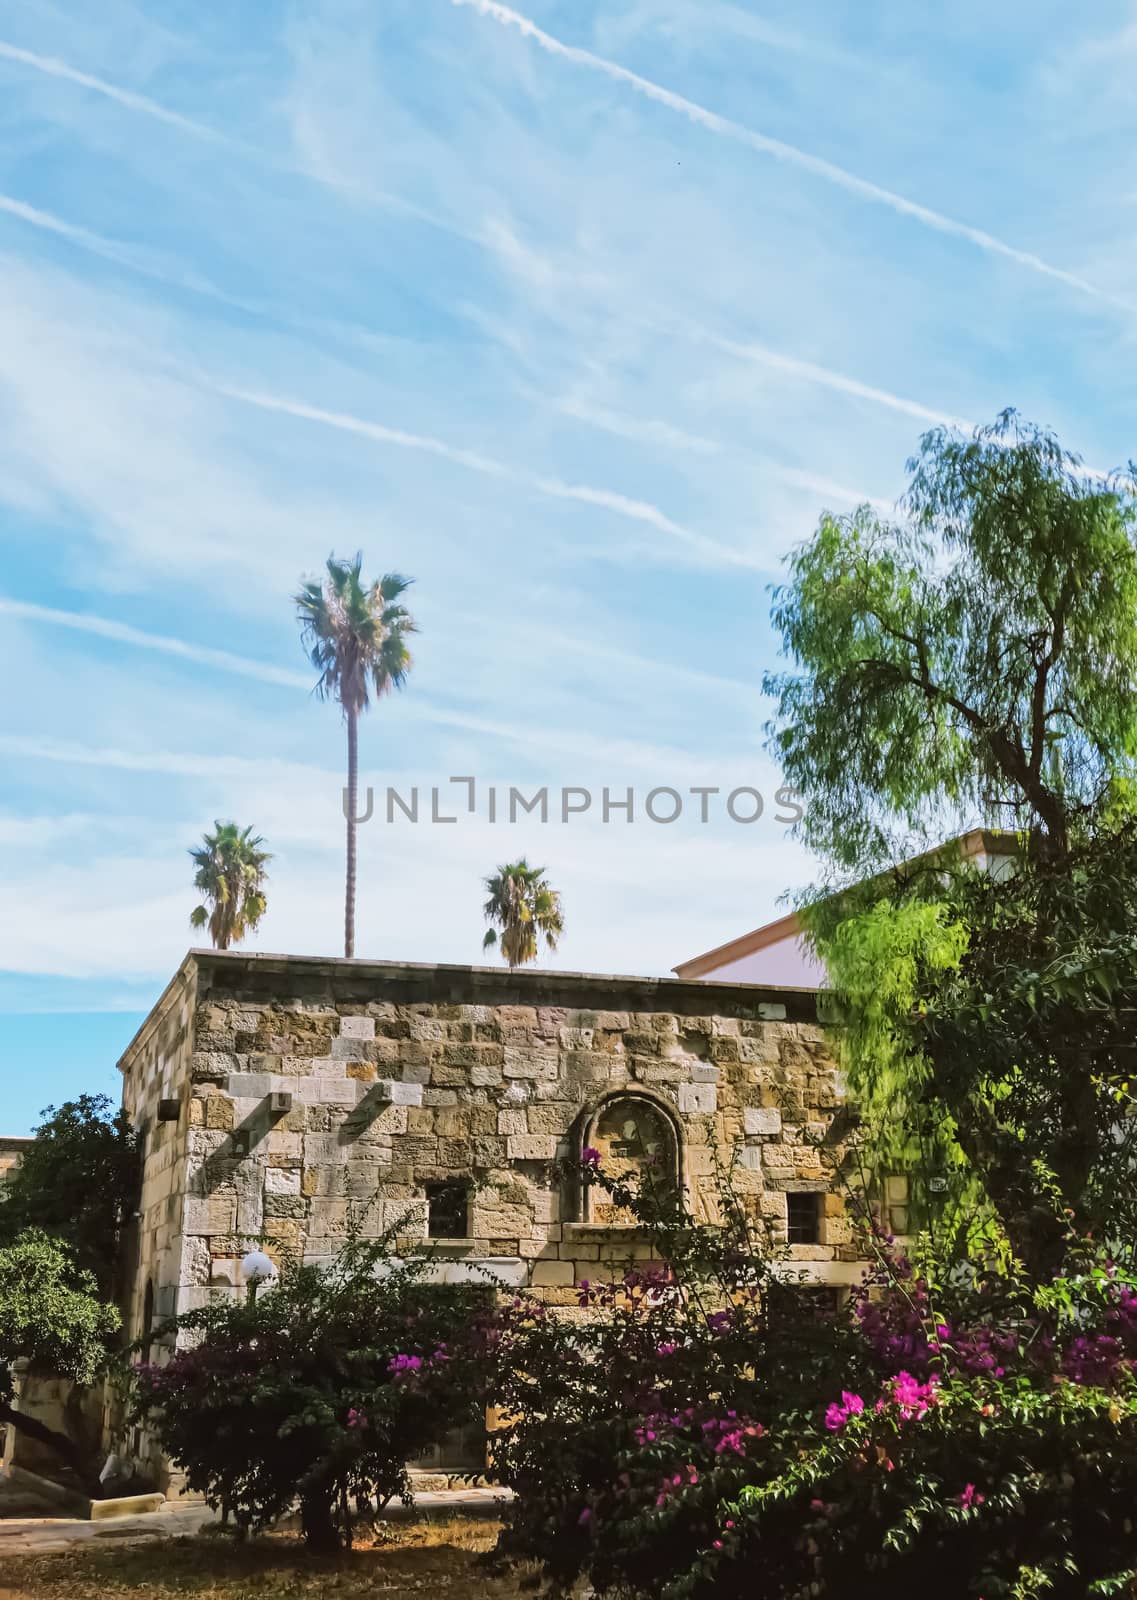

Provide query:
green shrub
left=132, top=1234, right=488, bottom=1548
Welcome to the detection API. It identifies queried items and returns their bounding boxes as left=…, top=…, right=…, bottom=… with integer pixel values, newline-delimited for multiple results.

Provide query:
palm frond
left=294, top=555, right=417, bottom=716
left=188, top=821, right=271, bottom=951
left=481, top=860, right=564, bottom=969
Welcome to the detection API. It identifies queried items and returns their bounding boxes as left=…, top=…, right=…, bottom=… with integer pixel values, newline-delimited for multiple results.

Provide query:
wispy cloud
left=712, top=333, right=969, bottom=431
left=3, top=594, right=763, bottom=741
left=0, top=733, right=323, bottom=783
left=0, top=37, right=226, bottom=142
left=0, top=185, right=947, bottom=466
left=0, top=190, right=259, bottom=309
left=549, top=385, right=889, bottom=508
left=710, top=337, right=1130, bottom=484
left=0, top=187, right=888, bottom=515
left=450, top=0, right=1133, bottom=317
left=212, top=382, right=769, bottom=571
left=0, top=712, right=744, bottom=789
left=0, top=34, right=471, bottom=249
left=0, top=597, right=311, bottom=688
left=553, top=395, right=722, bottom=456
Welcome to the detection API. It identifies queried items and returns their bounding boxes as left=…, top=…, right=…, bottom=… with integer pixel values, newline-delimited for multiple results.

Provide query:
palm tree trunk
left=345, top=703, right=358, bottom=958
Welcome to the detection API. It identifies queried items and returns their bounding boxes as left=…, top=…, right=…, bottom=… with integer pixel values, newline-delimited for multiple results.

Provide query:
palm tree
left=189, top=822, right=271, bottom=950
left=295, top=554, right=415, bottom=958
left=482, top=860, right=564, bottom=970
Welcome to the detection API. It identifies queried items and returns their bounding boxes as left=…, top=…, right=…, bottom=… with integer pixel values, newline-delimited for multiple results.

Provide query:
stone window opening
left=786, top=1191, right=821, bottom=1245
left=862, top=1173, right=910, bottom=1239
left=426, top=1180, right=471, bottom=1240
left=582, top=1096, right=681, bottom=1226
left=140, top=1279, right=155, bottom=1362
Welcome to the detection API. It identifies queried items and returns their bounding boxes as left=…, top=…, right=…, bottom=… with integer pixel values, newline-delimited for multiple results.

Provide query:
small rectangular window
left=786, top=1191, right=820, bottom=1244
left=427, top=1180, right=470, bottom=1239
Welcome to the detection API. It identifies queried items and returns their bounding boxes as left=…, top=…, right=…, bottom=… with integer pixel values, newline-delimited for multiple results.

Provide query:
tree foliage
left=189, top=821, right=271, bottom=950
left=765, top=411, right=1137, bottom=872
left=0, top=1230, right=119, bottom=1491
left=0, top=1231, right=118, bottom=1392
left=0, top=1095, right=139, bottom=1296
left=765, top=413, right=1137, bottom=1270
left=482, top=859, right=564, bottom=969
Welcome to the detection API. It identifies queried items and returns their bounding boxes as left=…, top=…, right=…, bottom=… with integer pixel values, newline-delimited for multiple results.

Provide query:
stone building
left=0, top=1136, right=32, bottom=1190
left=119, top=949, right=861, bottom=1373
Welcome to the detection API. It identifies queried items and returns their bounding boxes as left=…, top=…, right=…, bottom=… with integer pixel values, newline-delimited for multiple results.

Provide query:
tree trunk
left=345, top=704, right=358, bottom=959
left=0, top=1402, right=102, bottom=1499
left=300, top=1484, right=341, bottom=1551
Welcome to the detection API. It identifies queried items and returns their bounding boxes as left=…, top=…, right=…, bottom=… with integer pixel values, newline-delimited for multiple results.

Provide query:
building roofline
left=117, top=949, right=826, bottom=1071
left=673, top=909, right=805, bottom=981
left=672, top=826, right=1018, bottom=979
left=116, top=952, right=198, bottom=1073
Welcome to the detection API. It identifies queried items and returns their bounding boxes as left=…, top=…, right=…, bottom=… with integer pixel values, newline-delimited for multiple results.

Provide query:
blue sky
left=1, top=0, right=1135, bottom=1133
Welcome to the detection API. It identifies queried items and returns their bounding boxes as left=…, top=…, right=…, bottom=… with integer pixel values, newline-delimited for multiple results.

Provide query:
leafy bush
left=132, top=1234, right=489, bottom=1549
left=0, top=1230, right=120, bottom=1491
left=486, top=1163, right=1137, bottom=1599
left=486, top=1161, right=867, bottom=1594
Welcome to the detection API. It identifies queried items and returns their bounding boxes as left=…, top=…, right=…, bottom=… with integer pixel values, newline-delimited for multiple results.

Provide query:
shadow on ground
left=0, top=1518, right=533, bottom=1599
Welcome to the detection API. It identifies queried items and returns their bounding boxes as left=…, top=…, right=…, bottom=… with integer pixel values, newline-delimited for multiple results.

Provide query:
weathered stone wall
left=118, top=954, right=859, bottom=1325
left=118, top=962, right=200, bottom=1346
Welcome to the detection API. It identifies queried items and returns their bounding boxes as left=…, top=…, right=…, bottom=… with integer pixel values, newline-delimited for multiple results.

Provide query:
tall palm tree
left=482, top=860, right=564, bottom=970
left=189, top=822, right=271, bottom=950
left=295, top=554, right=415, bottom=958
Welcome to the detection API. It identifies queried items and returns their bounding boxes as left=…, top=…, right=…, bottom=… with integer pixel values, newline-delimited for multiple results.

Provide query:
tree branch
left=0, top=1401, right=102, bottom=1498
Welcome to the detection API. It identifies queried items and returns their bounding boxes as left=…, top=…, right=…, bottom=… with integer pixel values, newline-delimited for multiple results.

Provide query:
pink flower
left=959, top=1484, right=985, bottom=1509
left=581, top=1147, right=602, bottom=1168
left=888, top=1371, right=938, bottom=1421
left=389, top=1353, right=424, bottom=1381
left=824, top=1391, right=865, bottom=1431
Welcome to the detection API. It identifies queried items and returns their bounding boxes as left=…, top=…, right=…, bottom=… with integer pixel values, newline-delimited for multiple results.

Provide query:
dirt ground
left=0, top=1518, right=536, bottom=1599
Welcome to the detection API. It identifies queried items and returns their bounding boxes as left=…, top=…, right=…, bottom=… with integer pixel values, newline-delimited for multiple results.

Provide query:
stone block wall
left=117, top=953, right=862, bottom=1340
left=119, top=961, right=201, bottom=1355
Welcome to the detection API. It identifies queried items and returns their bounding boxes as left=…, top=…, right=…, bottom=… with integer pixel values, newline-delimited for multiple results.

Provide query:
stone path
left=0, top=1487, right=508, bottom=1556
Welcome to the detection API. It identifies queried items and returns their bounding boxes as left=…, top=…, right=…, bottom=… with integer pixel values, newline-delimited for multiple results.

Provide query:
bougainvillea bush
left=486, top=1163, right=870, bottom=1594
left=132, top=1233, right=488, bottom=1549
left=487, top=1167, right=1137, bottom=1599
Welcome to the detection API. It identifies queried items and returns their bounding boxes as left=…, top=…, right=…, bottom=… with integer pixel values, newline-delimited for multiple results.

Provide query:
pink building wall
left=695, top=933, right=825, bottom=988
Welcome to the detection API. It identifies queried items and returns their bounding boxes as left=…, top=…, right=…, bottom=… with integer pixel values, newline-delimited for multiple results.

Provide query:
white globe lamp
left=240, top=1249, right=276, bottom=1303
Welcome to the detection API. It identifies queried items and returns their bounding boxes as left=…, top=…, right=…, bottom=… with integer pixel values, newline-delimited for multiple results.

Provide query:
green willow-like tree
left=765, top=412, right=1137, bottom=1270
left=189, top=821, right=271, bottom=950
left=296, top=556, right=415, bottom=959
left=482, top=860, right=564, bottom=970
left=767, top=411, right=1137, bottom=874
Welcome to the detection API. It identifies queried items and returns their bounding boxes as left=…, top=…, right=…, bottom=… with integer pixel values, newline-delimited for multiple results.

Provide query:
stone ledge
left=3, top=1466, right=165, bottom=1521
left=562, top=1223, right=660, bottom=1246
left=118, top=953, right=821, bottom=1077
